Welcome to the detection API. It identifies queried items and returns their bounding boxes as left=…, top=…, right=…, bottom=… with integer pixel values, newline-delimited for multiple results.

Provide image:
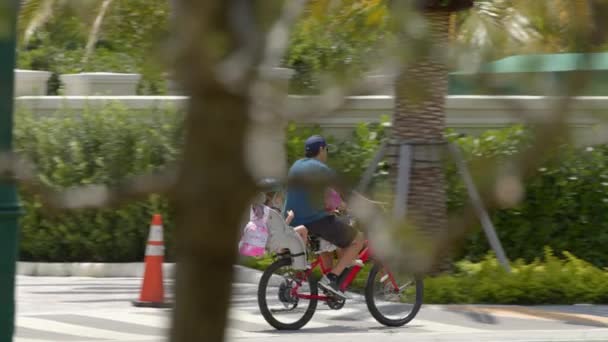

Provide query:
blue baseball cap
left=305, top=135, right=336, bottom=157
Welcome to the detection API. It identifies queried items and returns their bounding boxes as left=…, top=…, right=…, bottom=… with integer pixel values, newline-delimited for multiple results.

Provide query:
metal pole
left=356, top=141, right=387, bottom=194
left=448, top=143, right=511, bottom=272
left=0, top=2, right=21, bottom=341
left=393, top=143, right=412, bottom=220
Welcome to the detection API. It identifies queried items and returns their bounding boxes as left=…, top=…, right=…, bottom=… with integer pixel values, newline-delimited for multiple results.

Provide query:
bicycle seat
left=265, top=208, right=308, bottom=270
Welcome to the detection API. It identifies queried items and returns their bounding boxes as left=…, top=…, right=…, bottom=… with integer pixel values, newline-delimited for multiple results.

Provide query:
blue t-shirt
left=284, top=158, right=335, bottom=226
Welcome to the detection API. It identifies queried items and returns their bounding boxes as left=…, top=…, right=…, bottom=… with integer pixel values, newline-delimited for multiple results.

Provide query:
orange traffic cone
left=133, top=214, right=172, bottom=308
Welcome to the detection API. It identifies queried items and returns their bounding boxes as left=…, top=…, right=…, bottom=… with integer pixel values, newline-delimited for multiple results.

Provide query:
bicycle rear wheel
left=257, top=257, right=318, bottom=330
left=365, top=263, right=423, bottom=327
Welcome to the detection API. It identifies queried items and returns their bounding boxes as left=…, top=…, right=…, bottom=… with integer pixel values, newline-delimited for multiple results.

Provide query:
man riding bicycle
left=284, top=135, right=364, bottom=299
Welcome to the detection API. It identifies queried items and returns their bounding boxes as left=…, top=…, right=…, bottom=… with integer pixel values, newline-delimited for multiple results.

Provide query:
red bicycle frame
left=292, top=241, right=399, bottom=301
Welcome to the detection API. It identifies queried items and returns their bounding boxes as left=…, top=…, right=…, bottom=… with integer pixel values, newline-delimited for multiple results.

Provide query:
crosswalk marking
left=16, top=305, right=602, bottom=342
left=14, top=306, right=489, bottom=342
left=18, top=277, right=608, bottom=342
left=80, top=310, right=170, bottom=329
left=17, top=316, right=145, bottom=340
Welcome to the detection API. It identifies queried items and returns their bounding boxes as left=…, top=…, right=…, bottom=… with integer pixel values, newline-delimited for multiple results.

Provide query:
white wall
left=15, top=94, right=608, bottom=146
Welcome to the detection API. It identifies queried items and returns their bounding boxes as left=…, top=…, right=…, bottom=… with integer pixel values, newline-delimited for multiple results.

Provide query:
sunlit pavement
left=14, top=275, right=608, bottom=342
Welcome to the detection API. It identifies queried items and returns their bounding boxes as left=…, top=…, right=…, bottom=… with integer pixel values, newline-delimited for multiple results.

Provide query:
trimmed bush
left=15, top=103, right=182, bottom=261
left=448, top=128, right=608, bottom=268
left=13, top=103, right=608, bottom=267
left=424, top=249, right=608, bottom=304
left=241, top=249, right=608, bottom=304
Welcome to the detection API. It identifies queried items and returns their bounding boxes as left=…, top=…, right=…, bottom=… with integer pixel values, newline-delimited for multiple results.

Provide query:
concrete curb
left=233, top=265, right=264, bottom=285
left=17, top=262, right=175, bottom=278
left=16, top=262, right=262, bottom=284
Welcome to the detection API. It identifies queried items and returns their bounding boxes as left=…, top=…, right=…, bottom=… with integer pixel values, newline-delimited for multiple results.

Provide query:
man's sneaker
left=319, top=273, right=346, bottom=299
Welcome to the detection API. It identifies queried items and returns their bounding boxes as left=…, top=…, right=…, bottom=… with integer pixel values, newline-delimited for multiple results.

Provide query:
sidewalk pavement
left=15, top=262, right=608, bottom=329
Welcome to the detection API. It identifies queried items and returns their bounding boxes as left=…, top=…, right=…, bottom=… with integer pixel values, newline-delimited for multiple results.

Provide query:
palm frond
left=82, top=0, right=114, bottom=63
left=455, top=0, right=540, bottom=55
left=19, top=0, right=56, bottom=44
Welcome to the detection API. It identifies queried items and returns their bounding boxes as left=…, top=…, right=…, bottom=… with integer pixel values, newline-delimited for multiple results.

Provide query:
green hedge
left=13, top=103, right=608, bottom=266
left=425, top=249, right=608, bottom=304
left=288, top=122, right=608, bottom=268
left=242, top=249, right=608, bottom=304
left=15, top=104, right=182, bottom=261
left=449, top=128, right=608, bottom=267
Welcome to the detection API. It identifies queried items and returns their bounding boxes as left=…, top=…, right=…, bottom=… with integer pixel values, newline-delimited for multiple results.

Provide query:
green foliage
left=287, top=123, right=608, bottom=268
left=424, top=249, right=608, bottom=304
left=239, top=255, right=275, bottom=271
left=242, top=249, right=608, bottom=304
left=448, top=128, right=608, bottom=267
left=14, top=103, right=183, bottom=262
left=329, top=117, right=389, bottom=186
left=285, top=0, right=390, bottom=94
left=444, top=126, right=532, bottom=210
left=17, top=0, right=170, bottom=94
left=13, top=107, right=608, bottom=267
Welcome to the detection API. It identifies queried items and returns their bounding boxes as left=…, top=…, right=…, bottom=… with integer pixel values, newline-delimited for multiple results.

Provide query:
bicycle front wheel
left=257, top=257, right=318, bottom=330
left=365, top=263, right=423, bottom=327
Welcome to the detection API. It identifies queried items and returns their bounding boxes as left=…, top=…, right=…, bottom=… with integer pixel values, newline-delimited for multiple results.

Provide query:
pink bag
left=239, top=204, right=270, bottom=257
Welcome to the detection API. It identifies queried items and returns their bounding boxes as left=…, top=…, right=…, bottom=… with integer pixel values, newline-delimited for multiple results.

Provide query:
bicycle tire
left=365, top=263, right=423, bottom=327
left=257, top=257, right=318, bottom=330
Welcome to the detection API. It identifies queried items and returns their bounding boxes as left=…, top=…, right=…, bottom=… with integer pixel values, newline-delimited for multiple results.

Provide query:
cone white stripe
left=145, top=245, right=164, bottom=256
left=148, top=225, right=163, bottom=242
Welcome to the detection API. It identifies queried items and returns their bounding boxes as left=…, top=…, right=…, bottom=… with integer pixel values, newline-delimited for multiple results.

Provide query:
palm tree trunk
left=392, top=11, right=451, bottom=273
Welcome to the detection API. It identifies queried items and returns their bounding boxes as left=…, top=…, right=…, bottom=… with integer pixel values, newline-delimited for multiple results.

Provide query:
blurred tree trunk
left=392, top=1, right=473, bottom=273
left=170, top=92, right=255, bottom=342
left=168, top=1, right=257, bottom=342
left=587, top=0, right=608, bottom=48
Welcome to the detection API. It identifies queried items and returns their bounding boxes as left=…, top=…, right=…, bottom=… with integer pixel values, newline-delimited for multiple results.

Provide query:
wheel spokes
left=372, top=269, right=418, bottom=318
left=262, top=264, right=315, bottom=325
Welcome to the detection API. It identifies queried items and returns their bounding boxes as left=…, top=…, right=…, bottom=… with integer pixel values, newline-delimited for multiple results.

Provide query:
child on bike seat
left=265, top=190, right=308, bottom=243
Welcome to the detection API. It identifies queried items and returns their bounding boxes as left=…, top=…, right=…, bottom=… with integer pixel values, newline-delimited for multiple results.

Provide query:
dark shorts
left=306, top=215, right=357, bottom=249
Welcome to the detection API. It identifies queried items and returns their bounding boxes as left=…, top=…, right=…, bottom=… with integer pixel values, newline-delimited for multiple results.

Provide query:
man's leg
left=320, top=252, right=334, bottom=271
left=318, top=238, right=337, bottom=270
left=330, top=231, right=364, bottom=276
left=306, top=216, right=360, bottom=297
